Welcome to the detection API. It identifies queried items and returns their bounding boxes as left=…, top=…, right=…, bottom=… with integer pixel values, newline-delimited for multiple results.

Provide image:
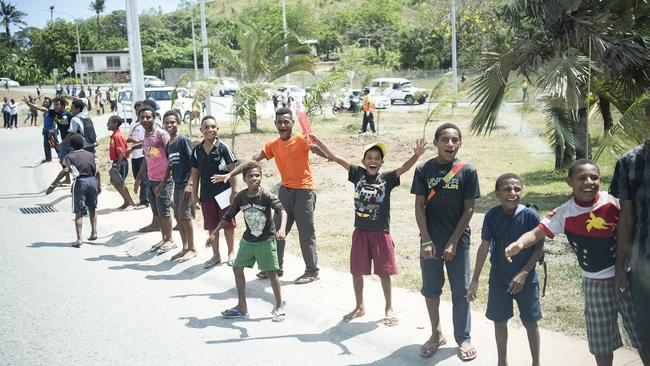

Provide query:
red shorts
left=201, top=201, right=236, bottom=231
left=350, top=228, right=398, bottom=276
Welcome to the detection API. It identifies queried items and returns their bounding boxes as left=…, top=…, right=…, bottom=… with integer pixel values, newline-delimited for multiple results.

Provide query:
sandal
left=256, top=271, right=269, bottom=279
left=203, top=257, right=221, bottom=269
left=419, top=336, right=447, bottom=358
left=149, top=240, right=164, bottom=252
left=382, top=316, right=399, bottom=327
left=157, top=241, right=177, bottom=255
left=221, top=307, right=249, bottom=318
left=294, top=273, right=319, bottom=285
left=458, top=341, right=477, bottom=361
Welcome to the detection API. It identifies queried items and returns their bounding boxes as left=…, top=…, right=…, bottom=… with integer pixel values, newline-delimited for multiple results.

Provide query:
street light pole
left=282, top=0, right=289, bottom=84
left=50, top=10, right=84, bottom=87
left=190, top=4, right=199, bottom=80
left=199, top=0, right=212, bottom=115
left=450, top=0, right=458, bottom=93
left=125, top=0, right=145, bottom=102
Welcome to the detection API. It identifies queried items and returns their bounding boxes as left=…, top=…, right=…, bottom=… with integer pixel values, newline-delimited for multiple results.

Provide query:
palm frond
left=543, top=99, right=576, bottom=169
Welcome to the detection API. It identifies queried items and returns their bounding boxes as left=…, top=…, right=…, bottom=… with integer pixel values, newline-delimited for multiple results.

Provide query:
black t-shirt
left=166, top=135, right=193, bottom=188
left=190, top=139, right=237, bottom=203
left=223, top=188, right=285, bottom=243
left=63, top=149, right=96, bottom=177
left=410, top=159, right=480, bottom=248
left=48, top=108, right=73, bottom=139
left=348, top=164, right=400, bottom=231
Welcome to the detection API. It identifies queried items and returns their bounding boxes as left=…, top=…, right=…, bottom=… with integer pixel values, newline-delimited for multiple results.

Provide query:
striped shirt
left=610, top=141, right=650, bottom=260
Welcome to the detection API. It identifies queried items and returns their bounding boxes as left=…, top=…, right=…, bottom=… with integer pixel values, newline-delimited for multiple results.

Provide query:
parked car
left=144, top=75, right=165, bottom=87
left=213, top=78, right=240, bottom=96
left=284, top=84, right=307, bottom=102
left=117, top=87, right=193, bottom=123
left=0, top=78, right=20, bottom=87
left=370, top=78, right=428, bottom=105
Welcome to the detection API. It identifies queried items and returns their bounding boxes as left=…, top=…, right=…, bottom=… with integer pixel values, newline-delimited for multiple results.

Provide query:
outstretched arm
left=309, top=133, right=350, bottom=171
left=22, top=96, right=48, bottom=113
left=505, top=227, right=546, bottom=263
left=211, top=151, right=265, bottom=183
left=46, top=168, right=70, bottom=194
left=395, top=138, right=427, bottom=177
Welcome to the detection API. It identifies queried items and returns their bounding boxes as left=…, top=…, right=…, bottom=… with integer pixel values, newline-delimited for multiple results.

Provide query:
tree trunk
left=598, top=95, right=614, bottom=133
left=248, top=100, right=257, bottom=132
left=554, top=131, right=565, bottom=172
left=573, top=107, right=591, bottom=159
left=96, top=15, right=101, bottom=38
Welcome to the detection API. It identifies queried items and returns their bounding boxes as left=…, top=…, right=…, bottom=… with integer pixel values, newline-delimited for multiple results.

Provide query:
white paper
left=214, top=187, right=232, bottom=209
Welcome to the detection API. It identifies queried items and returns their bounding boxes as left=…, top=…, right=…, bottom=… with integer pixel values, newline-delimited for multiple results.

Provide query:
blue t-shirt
left=43, top=111, right=56, bottom=134
left=481, top=204, right=540, bottom=284
left=166, top=135, right=193, bottom=188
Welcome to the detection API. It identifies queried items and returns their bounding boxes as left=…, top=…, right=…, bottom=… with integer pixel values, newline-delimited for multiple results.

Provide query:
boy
left=411, top=122, right=480, bottom=361
left=506, top=159, right=643, bottom=365
left=310, top=134, right=426, bottom=326
left=188, top=115, right=238, bottom=269
left=211, top=161, right=287, bottom=321
left=610, top=104, right=650, bottom=362
left=156, top=111, right=196, bottom=262
left=107, top=115, right=135, bottom=209
left=134, top=105, right=175, bottom=255
left=468, top=173, right=542, bottom=366
left=45, top=134, right=101, bottom=247
left=22, top=96, right=57, bottom=163
left=214, top=107, right=328, bottom=284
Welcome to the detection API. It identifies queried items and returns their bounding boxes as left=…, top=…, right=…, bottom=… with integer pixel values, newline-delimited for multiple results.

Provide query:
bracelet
left=420, top=240, right=433, bottom=247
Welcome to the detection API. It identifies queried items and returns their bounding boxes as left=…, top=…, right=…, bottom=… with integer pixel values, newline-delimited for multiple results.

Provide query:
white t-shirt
left=128, top=121, right=145, bottom=159
left=9, top=103, right=17, bottom=115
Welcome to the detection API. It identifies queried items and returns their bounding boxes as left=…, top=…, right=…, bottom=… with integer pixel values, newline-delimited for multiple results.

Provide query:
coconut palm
left=469, top=0, right=650, bottom=170
left=0, top=0, right=26, bottom=39
left=89, top=0, right=106, bottom=37
left=213, top=24, right=316, bottom=132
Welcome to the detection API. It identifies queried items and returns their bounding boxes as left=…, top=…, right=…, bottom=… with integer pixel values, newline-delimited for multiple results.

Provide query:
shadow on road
left=145, top=262, right=211, bottom=281
left=28, top=241, right=74, bottom=248
left=94, top=229, right=141, bottom=247
left=348, top=344, right=457, bottom=365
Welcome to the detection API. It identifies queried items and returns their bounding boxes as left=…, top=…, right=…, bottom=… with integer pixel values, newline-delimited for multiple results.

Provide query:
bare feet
left=170, top=249, right=188, bottom=261
left=343, top=307, right=365, bottom=322
left=382, top=309, right=399, bottom=327
left=179, top=250, right=197, bottom=263
left=87, top=233, right=97, bottom=241
left=72, top=239, right=82, bottom=248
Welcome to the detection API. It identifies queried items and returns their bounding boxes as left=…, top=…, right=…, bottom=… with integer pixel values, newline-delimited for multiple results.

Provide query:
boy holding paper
left=189, top=115, right=238, bottom=269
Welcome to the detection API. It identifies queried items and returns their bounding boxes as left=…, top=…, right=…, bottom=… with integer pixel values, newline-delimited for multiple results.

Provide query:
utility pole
left=199, top=0, right=212, bottom=115
left=450, top=0, right=458, bottom=94
left=125, top=0, right=145, bottom=102
left=282, top=0, right=289, bottom=84
left=190, top=4, right=199, bottom=80
left=49, top=6, right=54, bottom=23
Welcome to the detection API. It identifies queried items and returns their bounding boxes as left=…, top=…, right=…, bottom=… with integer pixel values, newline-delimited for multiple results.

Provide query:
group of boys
left=40, top=97, right=650, bottom=364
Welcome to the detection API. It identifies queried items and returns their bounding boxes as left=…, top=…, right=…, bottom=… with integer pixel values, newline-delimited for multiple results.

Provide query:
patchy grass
left=99, top=102, right=624, bottom=339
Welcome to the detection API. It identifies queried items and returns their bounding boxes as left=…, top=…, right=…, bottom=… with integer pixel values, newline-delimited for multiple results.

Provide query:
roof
left=371, top=78, right=411, bottom=83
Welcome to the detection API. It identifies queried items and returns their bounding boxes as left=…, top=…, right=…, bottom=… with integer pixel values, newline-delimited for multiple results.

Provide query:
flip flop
left=150, top=240, right=164, bottom=252
left=382, top=316, right=399, bottom=327
left=294, top=273, right=319, bottom=285
left=458, top=342, right=477, bottom=361
left=87, top=235, right=97, bottom=241
left=203, top=258, right=221, bottom=269
left=272, top=312, right=286, bottom=322
left=221, top=307, right=249, bottom=318
left=256, top=271, right=269, bottom=279
left=157, top=241, right=177, bottom=255
left=419, top=336, right=447, bottom=358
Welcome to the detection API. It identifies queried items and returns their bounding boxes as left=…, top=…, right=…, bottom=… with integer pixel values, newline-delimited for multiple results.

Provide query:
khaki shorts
left=173, top=186, right=195, bottom=220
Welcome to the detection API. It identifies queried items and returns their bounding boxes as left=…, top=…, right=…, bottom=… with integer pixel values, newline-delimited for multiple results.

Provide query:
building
left=71, top=50, right=130, bottom=81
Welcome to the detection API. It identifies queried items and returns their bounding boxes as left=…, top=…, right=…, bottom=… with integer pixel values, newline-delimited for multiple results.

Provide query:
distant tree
left=0, top=0, right=26, bottom=39
left=89, top=0, right=106, bottom=37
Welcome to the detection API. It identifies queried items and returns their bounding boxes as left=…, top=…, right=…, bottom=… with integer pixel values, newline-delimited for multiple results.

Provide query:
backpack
left=79, top=117, right=97, bottom=145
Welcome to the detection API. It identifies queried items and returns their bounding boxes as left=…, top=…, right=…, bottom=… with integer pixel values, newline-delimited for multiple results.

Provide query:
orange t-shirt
left=263, top=134, right=313, bottom=189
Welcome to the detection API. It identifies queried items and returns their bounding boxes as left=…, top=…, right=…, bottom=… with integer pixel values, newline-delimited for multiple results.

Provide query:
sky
left=19, top=0, right=180, bottom=30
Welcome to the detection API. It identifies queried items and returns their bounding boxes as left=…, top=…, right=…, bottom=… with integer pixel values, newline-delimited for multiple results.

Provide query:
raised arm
left=22, top=96, right=48, bottom=113
left=395, top=138, right=427, bottom=177
left=211, top=151, right=265, bottom=183
left=309, top=133, right=350, bottom=171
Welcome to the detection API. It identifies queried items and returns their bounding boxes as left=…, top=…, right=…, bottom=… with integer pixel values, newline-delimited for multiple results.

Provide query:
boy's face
left=200, top=118, right=218, bottom=139
left=244, top=168, right=262, bottom=190
left=53, top=101, right=64, bottom=112
left=495, top=178, right=522, bottom=213
left=567, top=164, right=600, bottom=203
left=164, top=116, right=179, bottom=136
left=362, top=149, right=383, bottom=175
left=106, top=119, right=116, bottom=131
left=433, top=128, right=461, bottom=163
left=275, top=113, right=294, bottom=140
left=140, top=110, right=155, bottom=131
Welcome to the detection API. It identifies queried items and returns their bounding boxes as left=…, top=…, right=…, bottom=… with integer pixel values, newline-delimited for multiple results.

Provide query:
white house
left=72, top=50, right=130, bottom=75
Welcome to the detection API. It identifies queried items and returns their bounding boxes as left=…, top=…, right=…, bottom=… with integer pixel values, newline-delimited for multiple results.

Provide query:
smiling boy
left=506, top=159, right=643, bottom=365
left=310, top=134, right=426, bottom=326
left=411, top=123, right=480, bottom=361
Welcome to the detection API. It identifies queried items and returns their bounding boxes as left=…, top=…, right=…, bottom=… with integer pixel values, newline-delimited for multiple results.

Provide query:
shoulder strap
left=426, top=161, right=465, bottom=203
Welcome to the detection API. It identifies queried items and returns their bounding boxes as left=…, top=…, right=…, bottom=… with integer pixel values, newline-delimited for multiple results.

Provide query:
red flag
left=295, top=101, right=313, bottom=143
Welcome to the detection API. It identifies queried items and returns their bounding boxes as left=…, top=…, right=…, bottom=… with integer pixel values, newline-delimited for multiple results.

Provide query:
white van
left=370, top=78, right=428, bottom=105
left=117, top=87, right=193, bottom=123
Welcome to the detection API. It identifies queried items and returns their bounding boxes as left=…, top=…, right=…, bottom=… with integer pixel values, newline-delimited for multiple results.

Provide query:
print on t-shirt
left=354, top=175, right=388, bottom=220
left=241, top=202, right=267, bottom=237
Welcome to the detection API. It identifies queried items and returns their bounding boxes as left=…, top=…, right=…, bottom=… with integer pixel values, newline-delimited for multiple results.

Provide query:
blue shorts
left=147, top=180, right=173, bottom=217
left=486, top=277, right=542, bottom=323
left=420, top=237, right=470, bottom=299
left=72, top=176, right=99, bottom=215
left=111, top=160, right=129, bottom=180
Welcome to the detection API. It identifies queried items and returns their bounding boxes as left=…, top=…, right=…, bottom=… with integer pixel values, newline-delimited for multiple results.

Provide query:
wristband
left=420, top=240, right=433, bottom=247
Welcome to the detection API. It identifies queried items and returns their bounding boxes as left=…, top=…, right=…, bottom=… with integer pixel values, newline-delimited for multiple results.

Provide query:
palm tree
left=89, top=0, right=105, bottom=38
left=214, top=25, right=316, bottom=132
left=469, top=0, right=650, bottom=170
left=0, top=0, right=26, bottom=39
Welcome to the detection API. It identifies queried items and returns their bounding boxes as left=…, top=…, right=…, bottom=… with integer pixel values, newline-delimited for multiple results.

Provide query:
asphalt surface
left=0, top=114, right=642, bottom=365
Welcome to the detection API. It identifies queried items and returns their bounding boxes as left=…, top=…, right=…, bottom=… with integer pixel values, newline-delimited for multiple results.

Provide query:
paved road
left=0, top=116, right=641, bottom=365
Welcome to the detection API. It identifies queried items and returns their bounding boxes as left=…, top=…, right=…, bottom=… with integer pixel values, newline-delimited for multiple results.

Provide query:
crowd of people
left=28, top=94, right=650, bottom=364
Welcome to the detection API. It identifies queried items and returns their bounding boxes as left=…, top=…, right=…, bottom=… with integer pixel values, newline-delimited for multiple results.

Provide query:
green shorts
left=233, top=238, right=279, bottom=272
